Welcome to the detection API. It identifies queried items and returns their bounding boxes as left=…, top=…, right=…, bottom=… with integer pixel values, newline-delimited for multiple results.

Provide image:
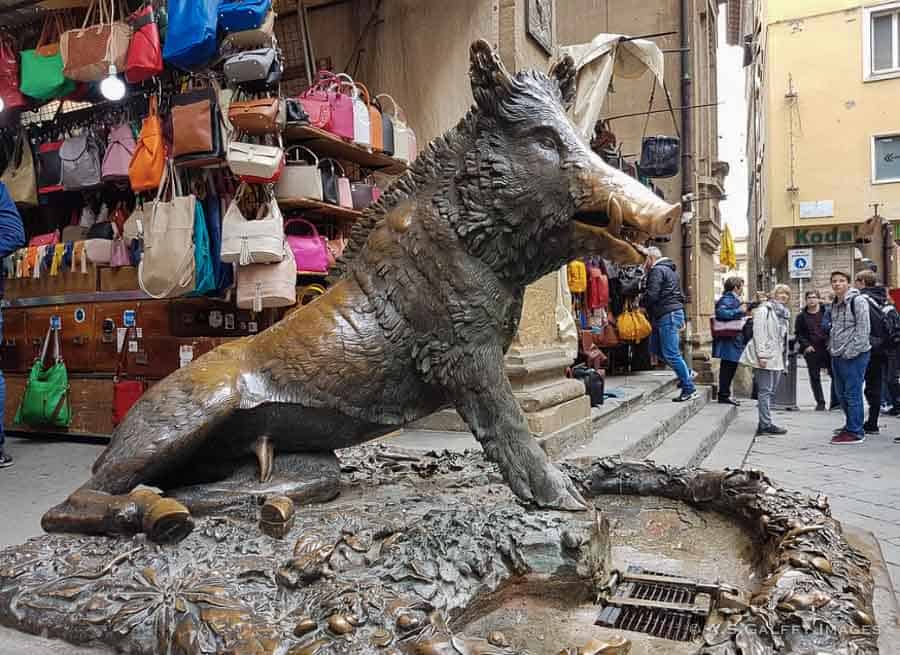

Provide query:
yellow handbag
left=617, top=306, right=652, bottom=343
left=567, top=260, right=587, bottom=293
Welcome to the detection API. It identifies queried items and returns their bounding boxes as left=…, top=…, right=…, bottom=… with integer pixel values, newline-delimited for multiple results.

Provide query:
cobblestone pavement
left=744, top=363, right=900, bottom=600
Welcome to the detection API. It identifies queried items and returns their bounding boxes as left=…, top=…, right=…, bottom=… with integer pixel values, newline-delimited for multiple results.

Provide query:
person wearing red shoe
left=829, top=271, right=871, bottom=445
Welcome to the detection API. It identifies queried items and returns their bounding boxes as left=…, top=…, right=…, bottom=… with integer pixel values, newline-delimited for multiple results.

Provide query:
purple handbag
left=284, top=218, right=328, bottom=273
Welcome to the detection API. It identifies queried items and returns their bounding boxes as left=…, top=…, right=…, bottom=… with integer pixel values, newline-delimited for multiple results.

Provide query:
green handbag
left=20, top=14, right=76, bottom=102
left=14, top=327, right=71, bottom=428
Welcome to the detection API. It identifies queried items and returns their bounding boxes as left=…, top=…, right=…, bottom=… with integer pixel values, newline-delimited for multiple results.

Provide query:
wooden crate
left=98, top=266, right=141, bottom=292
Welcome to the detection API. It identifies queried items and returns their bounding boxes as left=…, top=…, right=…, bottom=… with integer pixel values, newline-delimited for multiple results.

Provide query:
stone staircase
left=382, top=371, right=751, bottom=471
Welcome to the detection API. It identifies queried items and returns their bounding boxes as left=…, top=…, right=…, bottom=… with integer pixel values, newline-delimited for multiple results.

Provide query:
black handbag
left=375, top=97, right=395, bottom=156
left=284, top=98, right=309, bottom=125
left=619, top=265, right=645, bottom=297
left=319, top=158, right=341, bottom=205
left=638, top=77, right=681, bottom=179
left=86, top=221, right=115, bottom=240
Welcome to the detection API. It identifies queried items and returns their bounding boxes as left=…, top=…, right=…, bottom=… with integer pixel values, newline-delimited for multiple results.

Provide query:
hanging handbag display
left=638, top=77, right=681, bottom=179
left=191, top=199, right=216, bottom=295
left=138, top=161, right=196, bottom=298
left=221, top=183, right=285, bottom=265
left=172, top=83, right=225, bottom=168
left=284, top=218, right=328, bottom=273
left=20, top=13, right=77, bottom=102
left=125, top=3, right=163, bottom=83
left=163, top=0, right=219, bottom=70
left=60, top=0, right=131, bottom=82
left=335, top=73, right=370, bottom=148
left=226, top=133, right=284, bottom=183
left=275, top=146, right=323, bottom=201
left=112, top=325, right=145, bottom=427
left=373, top=96, right=394, bottom=156
left=102, top=123, right=137, bottom=184
left=0, top=130, right=38, bottom=206
left=376, top=93, right=413, bottom=162
left=236, top=244, right=297, bottom=312
left=221, top=10, right=276, bottom=50
left=0, top=35, right=27, bottom=113
left=129, top=95, right=166, bottom=191
left=37, top=140, right=65, bottom=194
left=228, top=95, right=281, bottom=135
left=619, top=265, right=645, bottom=297
left=60, top=132, right=103, bottom=191
left=15, top=325, right=71, bottom=429
left=223, top=47, right=277, bottom=85
left=617, top=304, right=652, bottom=343
left=219, top=0, right=272, bottom=33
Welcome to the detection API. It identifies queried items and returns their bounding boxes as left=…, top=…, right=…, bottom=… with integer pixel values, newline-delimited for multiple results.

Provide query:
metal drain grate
left=595, top=566, right=717, bottom=642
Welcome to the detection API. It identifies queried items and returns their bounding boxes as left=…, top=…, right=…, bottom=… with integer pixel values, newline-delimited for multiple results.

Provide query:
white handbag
left=221, top=183, right=285, bottom=266
left=227, top=135, right=284, bottom=181
left=138, top=161, right=196, bottom=299
left=237, top=243, right=297, bottom=312
left=275, top=146, right=323, bottom=201
left=336, top=73, right=370, bottom=148
left=376, top=93, right=414, bottom=163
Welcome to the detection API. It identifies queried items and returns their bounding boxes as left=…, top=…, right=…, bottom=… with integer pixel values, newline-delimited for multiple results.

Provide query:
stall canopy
left=560, top=33, right=664, bottom=138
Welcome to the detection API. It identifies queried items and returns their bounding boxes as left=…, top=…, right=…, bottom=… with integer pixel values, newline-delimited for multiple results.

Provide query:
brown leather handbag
left=593, top=320, right=620, bottom=349
left=228, top=96, right=280, bottom=135
left=172, top=82, right=224, bottom=167
left=356, top=83, right=382, bottom=151
left=61, top=0, right=131, bottom=82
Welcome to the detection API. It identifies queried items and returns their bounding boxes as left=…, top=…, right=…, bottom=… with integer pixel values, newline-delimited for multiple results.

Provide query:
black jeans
left=864, top=351, right=886, bottom=428
left=804, top=349, right=838, bottom=407
left=884, top=351, right=900, bottom=411
left=718, top=360, right=738, bottom=400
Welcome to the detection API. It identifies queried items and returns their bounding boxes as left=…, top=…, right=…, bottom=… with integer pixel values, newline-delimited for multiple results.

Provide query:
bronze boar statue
left=42, top=41, right=679, bottom=542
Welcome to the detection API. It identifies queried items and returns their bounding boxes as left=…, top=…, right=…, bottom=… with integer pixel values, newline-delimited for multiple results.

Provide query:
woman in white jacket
left=740, top=284, right=791, bottom=435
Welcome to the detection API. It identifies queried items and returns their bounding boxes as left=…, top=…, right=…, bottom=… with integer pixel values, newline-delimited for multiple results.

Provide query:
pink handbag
left=314, top=71, right=354, bottom=140
left=110, top=236, right=130, bottom=267
left=284, top=218, right=329, bottom=273
left=102, top=123, right=137, bottom=184
left=29, top=231, right=60, bottom=248
left=338, top=177, right=353, bottom=209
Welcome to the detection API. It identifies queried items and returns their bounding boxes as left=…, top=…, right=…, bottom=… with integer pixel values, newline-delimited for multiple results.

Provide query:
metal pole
left=602, top=101, right=721, bottom=122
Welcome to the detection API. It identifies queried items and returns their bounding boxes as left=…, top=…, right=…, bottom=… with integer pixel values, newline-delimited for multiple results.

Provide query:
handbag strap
left=285, top=145, right=318, bottom=166
left=284, top=218, right=321, bottom=238
left=115, top=325, right=134, bottom=379
left=375, top=93, right=405, bottom=124
left=641, top=77, right=680, bottom=140
left=318, top=158, right=345, bottom=177
left=355, top=82, right=372, bottom=107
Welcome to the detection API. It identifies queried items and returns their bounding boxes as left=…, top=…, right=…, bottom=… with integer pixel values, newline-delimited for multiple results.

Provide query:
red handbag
left=0, top=35, right=27, bottom=113
left=112, top=326, right=146, bottom=426
left=125, top=4, right=163, bottom=83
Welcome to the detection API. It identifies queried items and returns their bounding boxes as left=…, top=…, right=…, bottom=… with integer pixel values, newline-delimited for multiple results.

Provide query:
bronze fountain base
left=0, top=447, right=880, bottom=654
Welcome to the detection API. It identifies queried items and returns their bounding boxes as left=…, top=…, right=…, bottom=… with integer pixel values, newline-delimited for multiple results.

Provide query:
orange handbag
left=128, top=96, right=166, bottom=192
left=356, top=83, right=382, bottom=152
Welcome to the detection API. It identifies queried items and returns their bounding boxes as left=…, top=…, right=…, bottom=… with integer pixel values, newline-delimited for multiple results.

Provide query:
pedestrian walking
left=0, top=182, right=26, bottom=468
left=880, top=298, right=900, bottom=416
left=794, top=290, right=839, bottom=411
left=740, top=284, right=791, bottom=436
left=640, top=247, right=696, bottom=402
left=855, top=270, right=891, bottom=434
left=712, top=276, right=747, bottom=406
left=829, top=270, right=871, bottom=445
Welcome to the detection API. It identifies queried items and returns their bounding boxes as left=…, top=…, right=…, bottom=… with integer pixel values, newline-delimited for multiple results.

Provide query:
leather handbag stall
left=0, top=35, right=27, bottom=113
left=163, top=0, right=220, bottom=70
left=60, top=0, right=131, bottom=82
left=102, top=123, right=136, bottom=184
left=129, top=96, right=166, bottom=191
left=60, top=133, right=103, bottom=191
left=284, top=218, right=328, bottom=273
left=0, top=130, right=38, bottom=206
left=125, top=3, right=163, bottom=83
left=112, top=326, right=145, bottom=427
left=221, top=10, right=275, bottom=50
left=221, top=183, right=285, bottom=265
left=228, top=95, right=281, bottom=135
left=15, top=326, right=71, bottom=429
left=20, top=13, right=77, bottom=101
left=37, top=140, right=65, bottom=194
left=236, top=244, right=297, bottom=312
left=219, top=0, right=272, bottom=33
left=275, top=146, right=323, bottom=201
left=139, top=161, right=196, bottom=298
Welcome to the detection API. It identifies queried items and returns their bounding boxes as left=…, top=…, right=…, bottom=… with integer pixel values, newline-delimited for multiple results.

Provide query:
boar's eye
left=531, top=128, right=561, bottom=153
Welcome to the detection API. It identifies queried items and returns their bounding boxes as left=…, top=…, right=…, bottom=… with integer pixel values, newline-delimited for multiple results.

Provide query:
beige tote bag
left=138, top=161, right=196, bottom=298
left=1, top=130, right=38, bottom=207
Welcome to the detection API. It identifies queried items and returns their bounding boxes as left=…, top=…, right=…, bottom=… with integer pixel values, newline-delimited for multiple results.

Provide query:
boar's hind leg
left=449, top=345, right=588, bottom=511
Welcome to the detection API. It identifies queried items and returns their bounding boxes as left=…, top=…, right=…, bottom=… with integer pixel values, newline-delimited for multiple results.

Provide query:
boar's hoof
left=143, top=497, right=194, bottom=543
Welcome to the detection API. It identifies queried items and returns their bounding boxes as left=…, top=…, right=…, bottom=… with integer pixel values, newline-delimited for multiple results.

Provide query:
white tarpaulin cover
left=561, top=33, right=665, bottom=138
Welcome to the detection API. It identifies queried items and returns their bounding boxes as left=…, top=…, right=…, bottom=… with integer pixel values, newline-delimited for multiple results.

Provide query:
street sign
left=789, top=248, right=813, bottom=279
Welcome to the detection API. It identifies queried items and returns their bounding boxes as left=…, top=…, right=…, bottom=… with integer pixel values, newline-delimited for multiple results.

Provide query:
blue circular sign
left=794, top=257, right=808, bottom=269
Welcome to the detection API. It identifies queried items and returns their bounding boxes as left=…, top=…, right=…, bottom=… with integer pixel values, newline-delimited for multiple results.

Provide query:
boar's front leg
left=448, top=344, right=588, bottom=511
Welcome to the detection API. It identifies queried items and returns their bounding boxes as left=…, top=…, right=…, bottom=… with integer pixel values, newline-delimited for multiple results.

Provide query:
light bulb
left=100, top=65, right=126, bottom=101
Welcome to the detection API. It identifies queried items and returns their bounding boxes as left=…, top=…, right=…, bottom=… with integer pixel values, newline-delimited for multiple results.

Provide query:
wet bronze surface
left=40, top=40, right=679, bottom=543
left=0, top=450, right=879, bottom=654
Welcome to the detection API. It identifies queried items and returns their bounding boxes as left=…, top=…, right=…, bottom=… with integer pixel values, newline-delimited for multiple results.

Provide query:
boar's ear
left=470, top=39, right=513, bottom=115
left=549, top=54, right=577, bottom=111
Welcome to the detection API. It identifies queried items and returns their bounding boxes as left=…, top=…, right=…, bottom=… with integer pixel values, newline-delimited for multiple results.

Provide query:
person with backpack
left=829, top=270, right=871, bottom=445
left=740, top=284, right=792, bottom=435
left=881, top=298, right=900, bottom=416
left=794, top=290, right=839, bottom=411
left=854, top=269, right=894, bottom=434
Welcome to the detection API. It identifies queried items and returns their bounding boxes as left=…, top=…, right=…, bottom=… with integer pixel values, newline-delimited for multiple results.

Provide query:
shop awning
left=560, top=33, right=665, bottom=138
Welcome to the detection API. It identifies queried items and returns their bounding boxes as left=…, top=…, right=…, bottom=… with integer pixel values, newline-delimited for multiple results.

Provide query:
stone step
left=589, top=375, right=682, bottom=435
left=699, top=408, right=760, bottom=470
left=563, top=387, right=712, bottom=464
left=647, top=401, right=739, bottom=468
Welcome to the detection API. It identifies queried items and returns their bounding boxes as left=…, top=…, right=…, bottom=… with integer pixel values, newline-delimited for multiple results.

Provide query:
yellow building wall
left=763, top=3, right=900, bottom=244
left=767, top=0, right=860, bottom=23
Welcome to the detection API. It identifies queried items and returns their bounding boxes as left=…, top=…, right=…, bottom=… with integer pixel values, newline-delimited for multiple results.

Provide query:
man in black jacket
left=0, top=183, right=26, bottom=468
left=855, top=270, right=889, bottom=434
left=640, top=247, right=696, bottom=402
left=795, top=290, right=839, bottom=411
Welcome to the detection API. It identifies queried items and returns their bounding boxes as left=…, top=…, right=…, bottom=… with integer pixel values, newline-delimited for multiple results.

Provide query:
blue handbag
left=191, top=201, right=217, bottom=296
left=163, top=0, right=220, bottom=70
left=219, top=0, right=271, bottom=33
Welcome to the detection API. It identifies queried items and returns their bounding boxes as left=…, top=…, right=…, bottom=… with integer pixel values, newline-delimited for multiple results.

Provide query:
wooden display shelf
left=277, top=196, right=363, bottom=221
left=283, top=124, right=408, bottom=175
